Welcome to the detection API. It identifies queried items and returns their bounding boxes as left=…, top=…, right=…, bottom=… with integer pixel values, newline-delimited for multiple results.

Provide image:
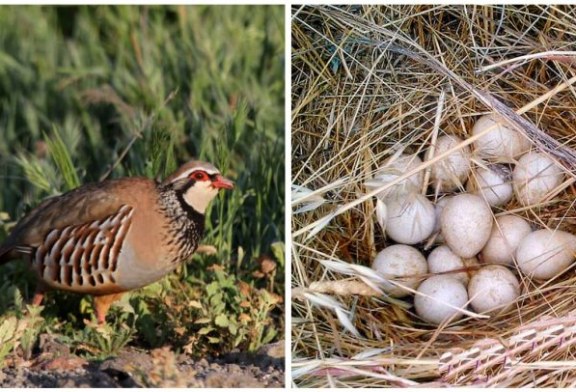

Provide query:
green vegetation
left=0, top=5, right=284, bottom=361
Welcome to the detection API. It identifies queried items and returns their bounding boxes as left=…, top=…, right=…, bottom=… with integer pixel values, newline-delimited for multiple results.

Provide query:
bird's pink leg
left=31, top=281, right=48, bottom=306
left=93, top=293, right=124, bottom=324
left=32, top=291, right=45, bottom=306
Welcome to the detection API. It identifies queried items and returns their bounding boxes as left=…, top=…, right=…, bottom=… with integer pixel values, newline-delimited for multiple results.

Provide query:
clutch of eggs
left=367, top=113, right=573, bottom=325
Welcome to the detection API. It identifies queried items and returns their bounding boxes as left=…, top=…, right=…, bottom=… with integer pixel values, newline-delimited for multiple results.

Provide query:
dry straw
left=292, top=5, right=576, bottom=388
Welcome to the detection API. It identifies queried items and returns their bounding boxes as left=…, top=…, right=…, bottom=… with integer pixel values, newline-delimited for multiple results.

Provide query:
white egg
left=515, top=229, right=576, bottom=280
left=385, top=193, right=436, bottom=244
left=373, top=153, right=424, bottom=201
left=414, top=276, right=468, bottom=325
left=427, top=245, right=468, bottom=284
left=440, top=194, right=493, bottom=258
left=481, top=215, right=532, bottom=266
left=468, top=265, right=520, bottom=314
left=372, top=245, right=428, bottom=297
left=466, top=164, right=513, bottom=207
left=472, top=114, right=531, bottom=161
left=513, top=152, right=564, bottom=206
left=429, top=135, right=471, bottom=192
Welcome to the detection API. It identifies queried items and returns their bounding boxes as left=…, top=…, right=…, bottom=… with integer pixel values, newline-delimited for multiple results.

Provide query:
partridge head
left=0, top=160, right=233, bottom=324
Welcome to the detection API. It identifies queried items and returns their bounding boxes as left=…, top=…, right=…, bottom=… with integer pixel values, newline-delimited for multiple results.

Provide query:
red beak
left=212, top=175, right=234, bottom=190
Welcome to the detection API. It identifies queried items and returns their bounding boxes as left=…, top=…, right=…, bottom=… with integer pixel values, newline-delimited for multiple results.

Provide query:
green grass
left=0, top=5, right=284, bottom=361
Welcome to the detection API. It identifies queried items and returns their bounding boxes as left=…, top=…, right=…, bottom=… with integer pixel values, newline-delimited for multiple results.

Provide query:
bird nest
left=291, top=5, right=576, bottom=388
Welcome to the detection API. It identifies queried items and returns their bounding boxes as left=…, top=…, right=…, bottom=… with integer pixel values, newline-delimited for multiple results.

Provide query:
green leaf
left=233, top=333, right=244, bottom=347
left=45, top=126, right=80, bottom=190
left=270, top=241, right=285, bottom=266
left=12, top=288, right=23, bottom=310
left=261, top=327, right=278, bottom=345
left=114, top=296, right=135, bottom=314
left=16, top=154, right=52, bottom=192
left=197, top=327, right=214, bottom=335
left=209, top=293, right=223, bottom=307
left=213, top=302, right=226, bottom=314
left=146, top=127, right=176, bottom=179
left=0, top=316, right=17, bottom=344
left=214, top=314, right=229, bottom=327
left=237, top=246, right=245, bottom=267
left=208, top=336, right=220, bottom=344
left=205, top=282, right=219, bottom=297
left=139, top=281, right=164, bottom=296
left=80, top=297, right=92, bottom=314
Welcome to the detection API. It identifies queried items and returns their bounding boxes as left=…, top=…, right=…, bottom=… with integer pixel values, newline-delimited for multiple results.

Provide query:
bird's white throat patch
left=183, top=180, right=219, bottom=214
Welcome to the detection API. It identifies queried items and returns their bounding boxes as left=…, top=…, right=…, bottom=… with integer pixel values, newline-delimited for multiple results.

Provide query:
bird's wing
left=0, top=179, right=147, bottom=262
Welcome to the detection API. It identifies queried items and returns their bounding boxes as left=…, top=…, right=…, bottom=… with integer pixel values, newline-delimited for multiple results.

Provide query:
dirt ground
left=0, top=335, right=284, bottom=388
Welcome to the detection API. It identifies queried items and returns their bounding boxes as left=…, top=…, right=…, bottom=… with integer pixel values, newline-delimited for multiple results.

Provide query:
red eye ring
left=191, top=171, right=208, bottom=181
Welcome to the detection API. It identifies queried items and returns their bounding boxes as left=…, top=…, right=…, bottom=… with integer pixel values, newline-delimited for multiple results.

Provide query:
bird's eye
left=192, top=171, right=208, bottom=181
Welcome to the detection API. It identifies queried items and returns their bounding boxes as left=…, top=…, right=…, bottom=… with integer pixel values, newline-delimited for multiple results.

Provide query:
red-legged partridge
left=0, top=160, right=233, bottom=323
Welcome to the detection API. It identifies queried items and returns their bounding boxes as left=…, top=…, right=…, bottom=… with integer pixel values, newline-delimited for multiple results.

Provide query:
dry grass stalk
left=440, top=311, right=576, bottom=386
left=292, top=4, right=576, bottom=388
left=295, top=279, right=382, bottom=297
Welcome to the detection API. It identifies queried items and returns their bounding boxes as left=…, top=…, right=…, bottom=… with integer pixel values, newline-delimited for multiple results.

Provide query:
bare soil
left=0, top=335, right=284, bottom=388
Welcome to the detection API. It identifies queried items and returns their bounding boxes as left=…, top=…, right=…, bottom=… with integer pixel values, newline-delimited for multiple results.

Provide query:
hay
left=292, top=5, right=576, bottom=387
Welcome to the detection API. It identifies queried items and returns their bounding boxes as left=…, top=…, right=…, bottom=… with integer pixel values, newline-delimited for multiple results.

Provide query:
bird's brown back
left=0, top=177, right=156, bottom=261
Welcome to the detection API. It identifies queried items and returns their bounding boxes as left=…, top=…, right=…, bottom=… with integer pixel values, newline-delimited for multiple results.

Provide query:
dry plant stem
left=323, top=6, right=576, bottom=167
left=293, top=357, right=438, bottom=379
left=518, top=73, right=576, bottom=119
left=377, top=42, right=576, bottom=172
left=440, top=312, right=576, bottom=385
left=292, top=33, right=388, bottom=187
left=362, top=120, right=376, bottom=261
left=291, top=177, right=349, bottom=208
left=294, top=312, right=576, bottom=386
left=293, top=19, right=428, bottom=187
left=477, top=51, right=576, bottom=73
left=294, top=280, right=382, bottom=297
left=422, top=90, right=445, bottom=194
